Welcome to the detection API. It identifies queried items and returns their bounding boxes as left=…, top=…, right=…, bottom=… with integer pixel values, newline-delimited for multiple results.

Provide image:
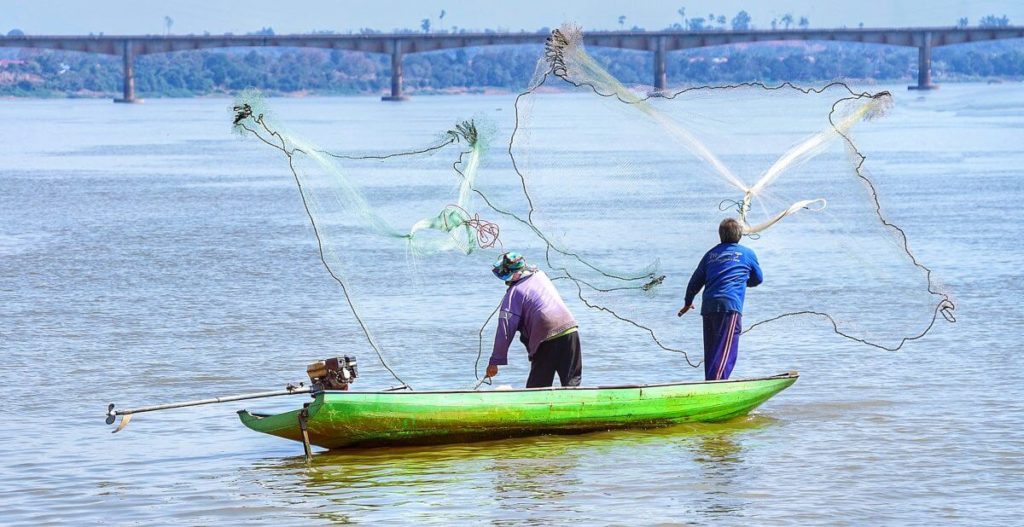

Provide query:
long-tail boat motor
left=306, top=356, right=358, bottom=391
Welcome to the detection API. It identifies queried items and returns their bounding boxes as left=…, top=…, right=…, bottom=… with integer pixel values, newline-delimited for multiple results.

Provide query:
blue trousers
left=702, top=312, right=741, bottom=380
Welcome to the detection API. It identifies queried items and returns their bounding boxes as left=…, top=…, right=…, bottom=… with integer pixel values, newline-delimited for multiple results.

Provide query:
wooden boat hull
left=238, top=372, right=798, bottom=449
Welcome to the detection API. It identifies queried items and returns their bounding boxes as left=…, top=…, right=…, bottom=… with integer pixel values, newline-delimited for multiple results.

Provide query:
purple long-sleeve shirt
left=489, top=271, right=577, bottom=366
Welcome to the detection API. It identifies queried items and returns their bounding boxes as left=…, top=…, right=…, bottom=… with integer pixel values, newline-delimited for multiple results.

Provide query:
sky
left=2, top=0, right=1022, bottom=35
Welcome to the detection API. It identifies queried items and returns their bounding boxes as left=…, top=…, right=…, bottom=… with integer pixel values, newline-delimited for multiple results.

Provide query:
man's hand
left=486, top=364, right=499, bottom=378
left=677, top=304, right=694, bottom=317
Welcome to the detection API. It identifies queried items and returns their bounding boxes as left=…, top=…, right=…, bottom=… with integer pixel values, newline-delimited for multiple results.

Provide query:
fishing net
left=232, top=92, right=506, bottom=388
left=474, top=25, right=954, bottom=367
left=232, top=25, right=954, bottom=385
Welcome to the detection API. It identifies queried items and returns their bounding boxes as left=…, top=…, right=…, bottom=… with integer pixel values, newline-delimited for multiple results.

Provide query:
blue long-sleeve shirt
left=685, top=243, right=763, bottom=316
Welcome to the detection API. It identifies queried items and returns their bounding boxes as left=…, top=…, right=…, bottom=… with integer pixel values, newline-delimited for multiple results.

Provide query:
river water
left=1, top=84, right=1022, bottom=525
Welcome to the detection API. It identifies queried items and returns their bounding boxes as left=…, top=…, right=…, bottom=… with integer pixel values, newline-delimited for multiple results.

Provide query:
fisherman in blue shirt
left=678, top=218, right=763, bottom=380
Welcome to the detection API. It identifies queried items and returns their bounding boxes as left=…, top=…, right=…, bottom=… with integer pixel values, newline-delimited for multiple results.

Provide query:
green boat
left=237, top=371, right=798, bottom=449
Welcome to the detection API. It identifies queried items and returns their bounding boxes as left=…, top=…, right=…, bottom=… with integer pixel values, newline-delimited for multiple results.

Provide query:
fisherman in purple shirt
left=677, top=218, right=763, bottom=381
left=485, top=252, right=582, bottom=388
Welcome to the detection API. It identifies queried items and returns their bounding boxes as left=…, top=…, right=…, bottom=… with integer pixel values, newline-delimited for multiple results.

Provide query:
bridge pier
left=113, top=40, right=140, bottom=103
left=653, top=37, right=667, bottom=92
left=908, top=31, right=938, bottom=91
left=382, top=39, right=409, bottom=101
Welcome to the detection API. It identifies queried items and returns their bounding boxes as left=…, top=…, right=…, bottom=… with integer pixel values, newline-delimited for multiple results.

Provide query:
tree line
left=1, top=39, right=1022, bottom=98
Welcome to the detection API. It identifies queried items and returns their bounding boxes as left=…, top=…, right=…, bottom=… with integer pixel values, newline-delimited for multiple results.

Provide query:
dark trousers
left=526, top=331, right=582, bottom=388
left=702, top=312, right=741, bottom=381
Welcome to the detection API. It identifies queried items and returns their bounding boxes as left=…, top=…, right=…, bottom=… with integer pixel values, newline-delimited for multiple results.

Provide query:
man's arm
left=747, top=250, right=763, bottom=287
left=684, top=253, right=708, bottom=306
left=679, top=253, right=707, bottom=316
left=488, top=291, right=521, bottom=369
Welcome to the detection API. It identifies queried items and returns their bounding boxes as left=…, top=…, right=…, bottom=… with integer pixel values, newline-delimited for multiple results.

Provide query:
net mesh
left=232, top=92, right=503, bottom=387
left=479, top=25, right=954, bottom=366
left=231, top=25, right=954, bottom=385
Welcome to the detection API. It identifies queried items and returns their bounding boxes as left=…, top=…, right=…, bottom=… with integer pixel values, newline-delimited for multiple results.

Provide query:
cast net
left=232, top=25, right=954, bottom=385
left=474, top=25, right=954, bottom=368
left=232, top=92, right=505, bottom=388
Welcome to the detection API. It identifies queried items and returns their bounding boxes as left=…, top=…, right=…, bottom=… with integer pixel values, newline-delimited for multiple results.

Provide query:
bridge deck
left=1, top=27, right=1021, bottom=56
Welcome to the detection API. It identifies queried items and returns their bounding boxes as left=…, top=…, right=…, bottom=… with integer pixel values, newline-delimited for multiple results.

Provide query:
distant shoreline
left=1, top=78, right=1019, bottom=101
left=3, top=39, right=1021, bottom=100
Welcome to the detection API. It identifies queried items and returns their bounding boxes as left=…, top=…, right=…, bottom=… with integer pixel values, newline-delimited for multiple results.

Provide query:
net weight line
left=234, top=104, right=489, bottom=389
left=477, top=27, right=956, bottom=367
left=235, top=25, right=957, bottom=384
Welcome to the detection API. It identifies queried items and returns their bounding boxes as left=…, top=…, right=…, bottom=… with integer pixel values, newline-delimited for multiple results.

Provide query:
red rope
left=443, top=204, right=502, bottom=250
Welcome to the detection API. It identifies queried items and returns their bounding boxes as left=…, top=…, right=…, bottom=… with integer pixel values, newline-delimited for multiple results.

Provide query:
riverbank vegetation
left=1, top=39, right=1021, bottom=98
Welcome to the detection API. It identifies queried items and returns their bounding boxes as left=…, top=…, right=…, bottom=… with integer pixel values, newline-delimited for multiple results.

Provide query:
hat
left=492, top=252, right=527, bottom=281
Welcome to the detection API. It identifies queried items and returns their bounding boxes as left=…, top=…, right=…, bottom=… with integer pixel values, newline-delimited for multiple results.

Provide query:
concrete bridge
left=1, top=26, right=1022, bottom=102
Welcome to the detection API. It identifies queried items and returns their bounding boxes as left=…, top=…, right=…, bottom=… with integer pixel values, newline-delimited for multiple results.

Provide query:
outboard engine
left=306, top=356, right=358, bottom=391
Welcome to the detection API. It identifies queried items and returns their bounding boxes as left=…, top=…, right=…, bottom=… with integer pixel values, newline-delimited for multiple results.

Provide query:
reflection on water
left=692, top=434, right=746, bottom=516
left=248, top=417, right=773, bottom=524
